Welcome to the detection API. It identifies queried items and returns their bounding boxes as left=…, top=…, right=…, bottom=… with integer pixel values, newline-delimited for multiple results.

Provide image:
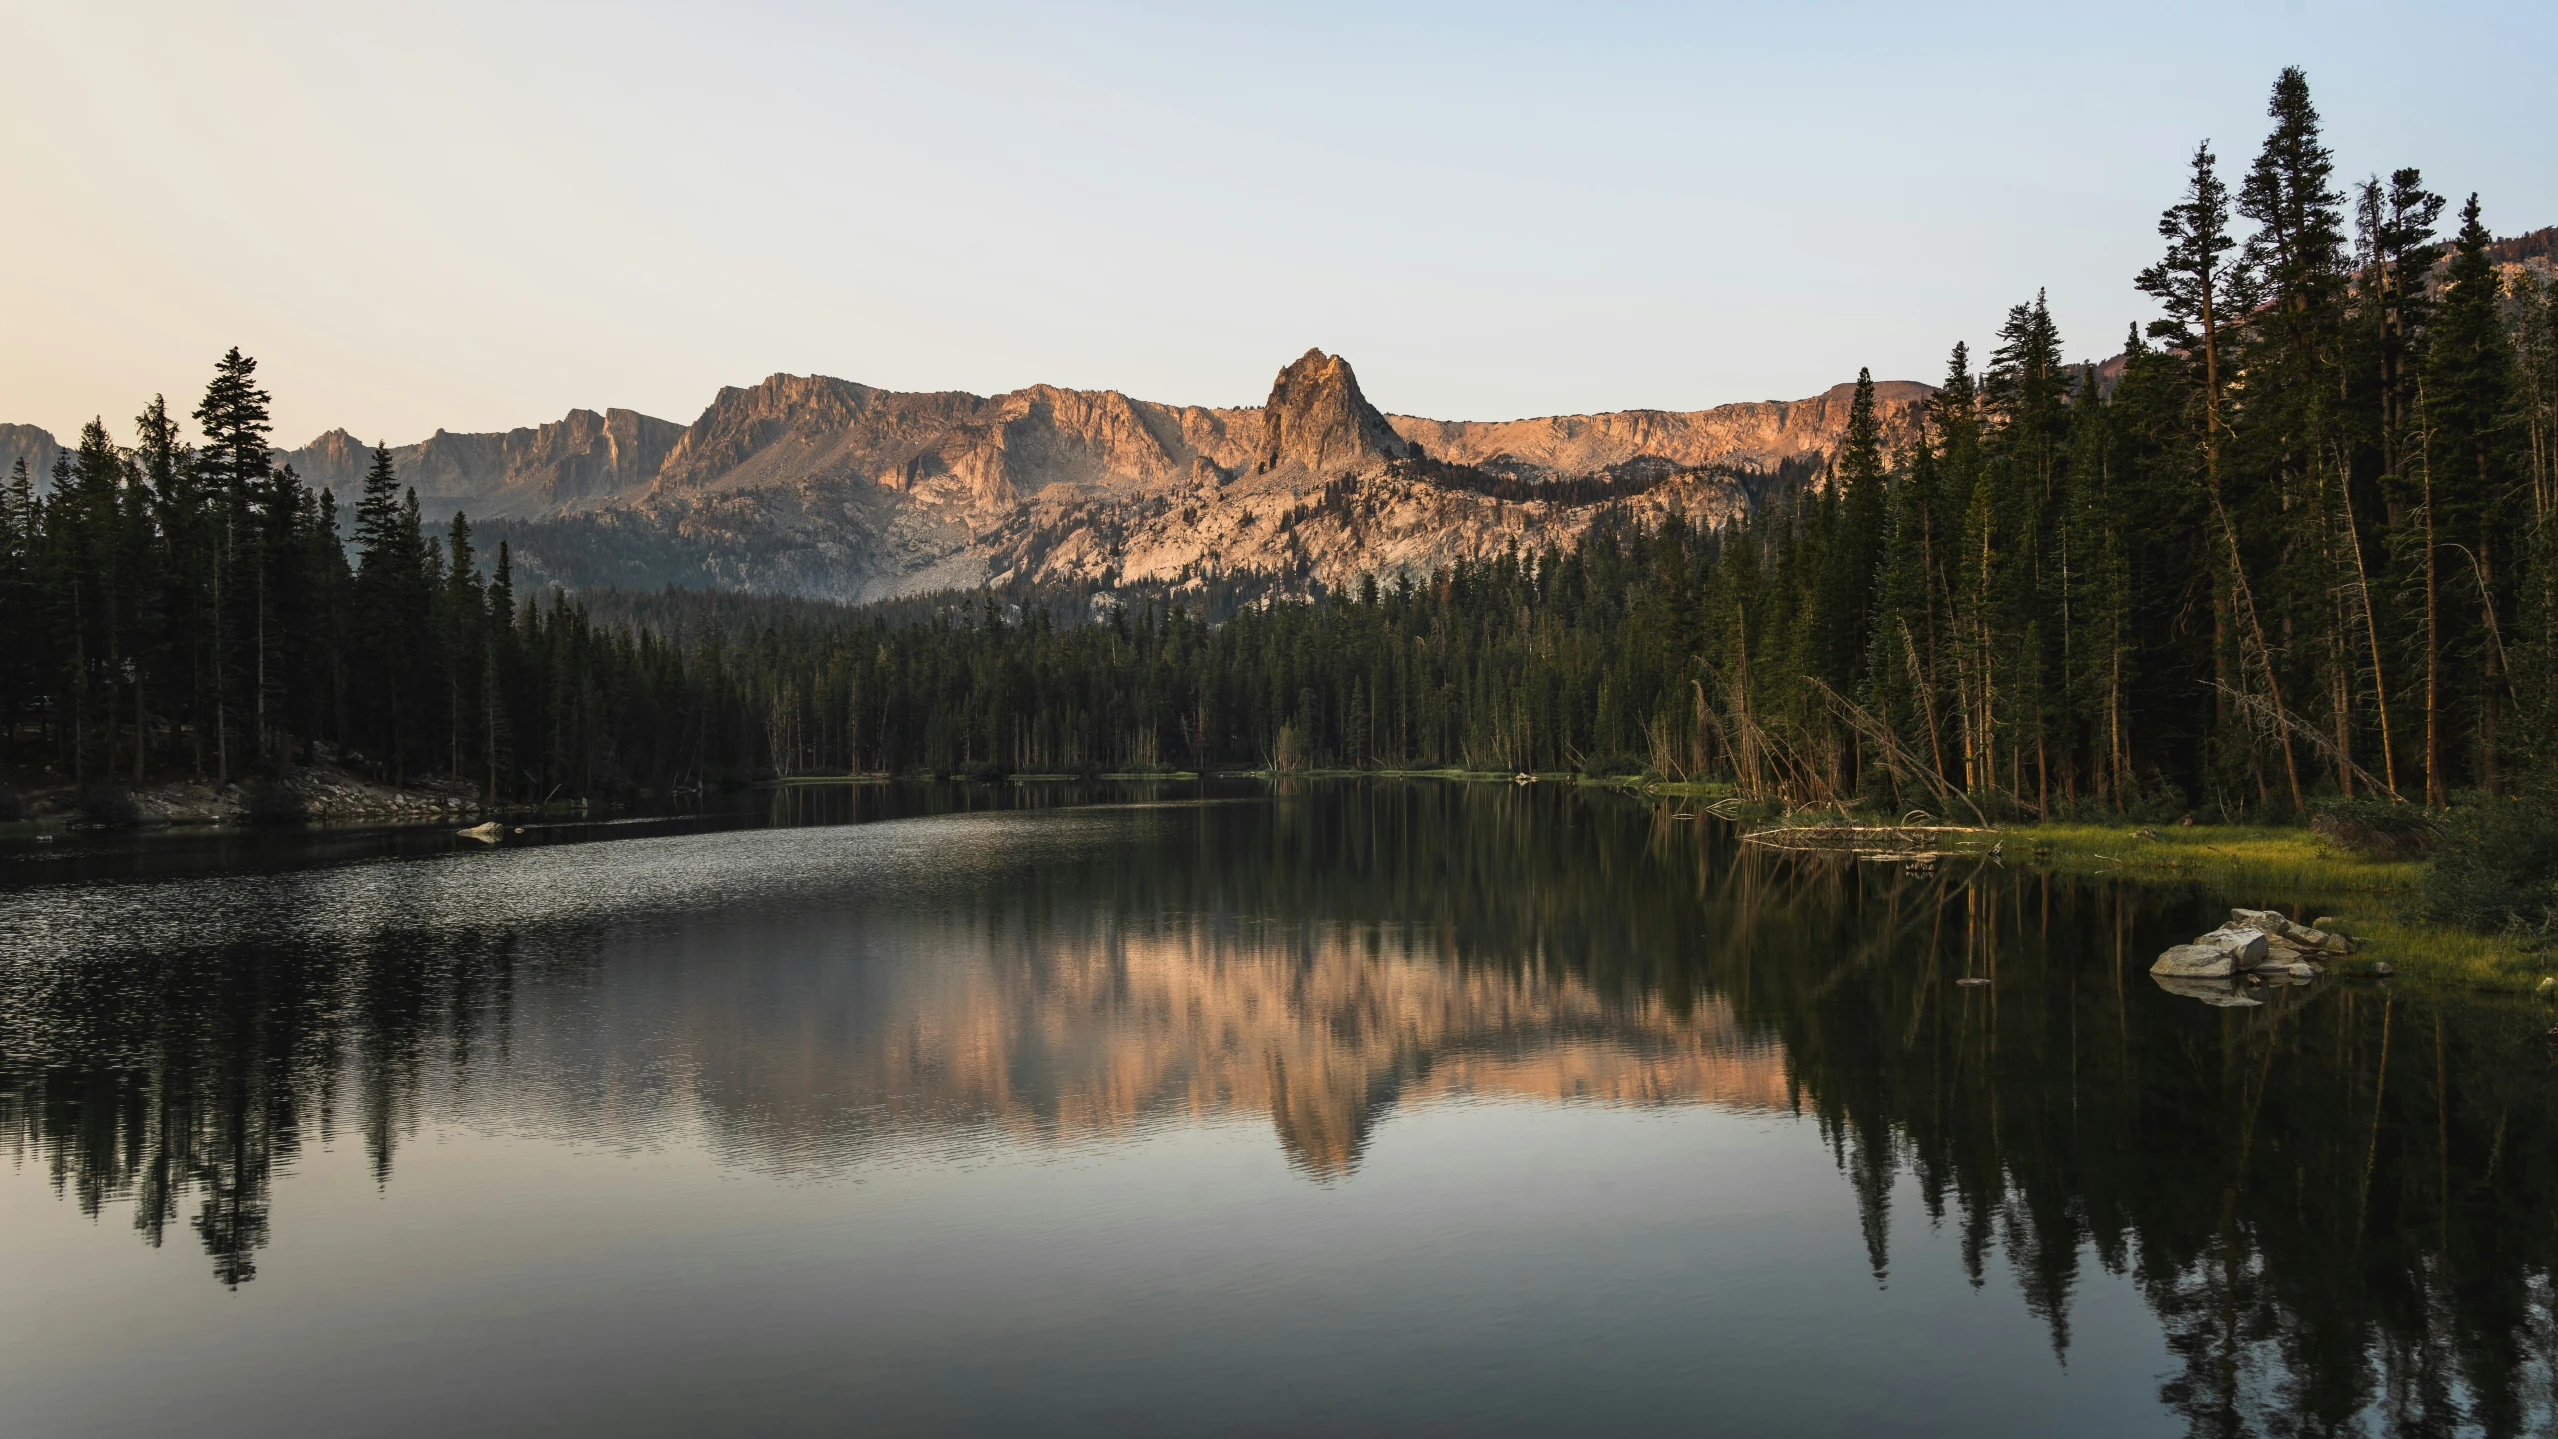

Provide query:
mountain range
left=4, top=351, right=1928, bottom=602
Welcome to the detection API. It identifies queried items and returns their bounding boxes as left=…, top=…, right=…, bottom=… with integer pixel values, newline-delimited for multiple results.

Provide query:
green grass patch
left=1645, top=779, right=1738, bottom=799
left=2006, top=821, right=2424, bottom=895
left=2003, top=820, right=2546, bottom=992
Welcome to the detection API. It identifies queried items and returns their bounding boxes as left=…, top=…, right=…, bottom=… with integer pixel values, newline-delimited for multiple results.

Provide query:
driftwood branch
left=1741, top=823, right=1993, bottom=857
left=1802, top=676, right=1989, bottom=827
left=2208, top=680, right=2403, bottom=803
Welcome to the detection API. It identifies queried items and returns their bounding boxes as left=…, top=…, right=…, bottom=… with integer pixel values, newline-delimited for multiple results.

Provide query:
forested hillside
left=4, top=68, right=2554, bottom=823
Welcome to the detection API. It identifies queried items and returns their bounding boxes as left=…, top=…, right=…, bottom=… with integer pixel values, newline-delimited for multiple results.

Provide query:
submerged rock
left=2153, top=974, right=2264, bottom=1007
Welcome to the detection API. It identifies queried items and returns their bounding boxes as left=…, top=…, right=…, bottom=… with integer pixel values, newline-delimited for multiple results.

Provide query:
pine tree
left=189, top=351, right=274, bottom=780
left=484, top=541, right=518, bottom=802
left=2356, top=169, right=2447, bottom=482
left=1823, top=369, right=1889, bottom=699
left=351, top=445, right=418, bottom=782
left=191, top=349, right=272, bottom=500
left=2233, top=66, right=2350, bottom=812
left=46, top=420, right=132, bottom=783
left=353, top=443, right=402, bottom=560
left=2137, top=143, right=2252, bottom=489
left=1868, top=420, right=1948, bottom=794
left=2061, top=361, right=2132, bottom=802
left=2240, top=68, right=2347, bottom=333
left=1985, top=294, right=2071, bottom=809
left=0, top=458, right=35, bottom=757
left=440, top=513, right=485, bottom=779
left=2423, top=194, right=2519, bottom=793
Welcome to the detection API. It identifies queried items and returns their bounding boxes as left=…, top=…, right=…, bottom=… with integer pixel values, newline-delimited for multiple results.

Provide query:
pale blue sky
left=8, top=1, right=2553, bottom=445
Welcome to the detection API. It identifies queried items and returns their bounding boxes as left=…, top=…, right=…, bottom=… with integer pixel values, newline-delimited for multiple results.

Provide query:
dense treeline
left=4, top=69, right=2554, bottom=817
left=0, top=347, right=736, bottom=805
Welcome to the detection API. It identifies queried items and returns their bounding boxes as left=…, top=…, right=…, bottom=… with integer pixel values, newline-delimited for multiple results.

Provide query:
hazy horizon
left=8, top=0, right=2553, bottom=448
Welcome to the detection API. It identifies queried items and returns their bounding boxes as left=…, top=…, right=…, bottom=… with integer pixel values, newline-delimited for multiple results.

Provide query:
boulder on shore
left=2228, top=908, right=2355, bottom=957
left=2153, top=945, right=2236, bottom=978
left=2152, top=926, right=2270, bottom=978
left=2152, top=925, right=2269, bottom=979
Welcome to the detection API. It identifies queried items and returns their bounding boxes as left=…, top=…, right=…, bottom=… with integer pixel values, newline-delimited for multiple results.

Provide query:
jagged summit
left=1255, top=349, right=1415, bottom=476
left=6, top=348, right=1929, bottom=599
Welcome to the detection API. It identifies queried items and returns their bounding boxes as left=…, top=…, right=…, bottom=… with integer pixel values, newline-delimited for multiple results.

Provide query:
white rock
left=2154, top=944, right=2236, bottom=979
left=2152, top=926, right=2267, bottom=978
left=2229, top=908, right=2353, bottom=955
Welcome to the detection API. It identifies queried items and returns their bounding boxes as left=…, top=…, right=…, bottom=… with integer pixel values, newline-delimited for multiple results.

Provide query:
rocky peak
left=1256, top=349, right=1413, bottom=476
left=280, top=429, right=376, bottom=496
left=0, top=423, right=62, bottom=491
left=654, top=373, right=987, bottom=494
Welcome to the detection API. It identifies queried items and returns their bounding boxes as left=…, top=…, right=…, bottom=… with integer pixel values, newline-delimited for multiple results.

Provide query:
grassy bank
left=2002, top=821, right=2425, bottom=895
left=1646, top=779, right=1740, bottom=800
left=1999, top=820, right=2540, bottom=993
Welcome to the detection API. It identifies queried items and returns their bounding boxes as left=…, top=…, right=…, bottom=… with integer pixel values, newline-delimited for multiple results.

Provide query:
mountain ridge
left=5, top=352, right=1929, bottom=601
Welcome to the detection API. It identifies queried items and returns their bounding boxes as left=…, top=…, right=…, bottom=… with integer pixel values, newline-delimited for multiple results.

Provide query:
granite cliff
left=505, top=348, right=1923, bottom=600
left=285, top=407, right=683, bottom=519
left=0, top=423, right=64, bottom=488
left=6, top=351, right=1926, bottom=601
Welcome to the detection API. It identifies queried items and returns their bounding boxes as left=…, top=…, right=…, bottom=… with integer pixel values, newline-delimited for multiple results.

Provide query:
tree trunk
left=2424, top=462, right=2443, bottom=807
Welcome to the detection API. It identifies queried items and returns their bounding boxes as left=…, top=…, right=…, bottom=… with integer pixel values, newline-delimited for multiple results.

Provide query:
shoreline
left=12, top=766, right=2534, bottom=995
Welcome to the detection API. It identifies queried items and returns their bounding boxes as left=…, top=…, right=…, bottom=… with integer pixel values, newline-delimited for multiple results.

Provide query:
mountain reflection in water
left=4, top=780, right=2556, bottom=1436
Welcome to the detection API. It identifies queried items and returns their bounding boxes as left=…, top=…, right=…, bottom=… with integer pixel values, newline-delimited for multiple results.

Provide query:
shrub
left=1269, top=722, right=1307, bottom=773
left=2424, top=799, right=2558, bottom=934
left=0, top=790, right=23, bottom=823
left=73, top=786, right=143, bottom=828
left=1579, top=751, right=1648, bottom=779
left=2311, top=797, right=2444, bottom=861
left=242, top=778, right=310, bottom=825
left=2113, top=771, right=2193, bottom=826
left=960, top=760, right=1013, bottom=784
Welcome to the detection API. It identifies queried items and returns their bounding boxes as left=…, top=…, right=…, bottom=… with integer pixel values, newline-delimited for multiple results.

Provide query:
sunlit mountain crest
left=236, top=351, right=1929, bottom=601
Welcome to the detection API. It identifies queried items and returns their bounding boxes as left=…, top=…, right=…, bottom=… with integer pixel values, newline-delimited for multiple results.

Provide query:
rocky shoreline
left=11, top=761, right=491, bottom=832
left=2150, top=908, right=2384, bottom=1006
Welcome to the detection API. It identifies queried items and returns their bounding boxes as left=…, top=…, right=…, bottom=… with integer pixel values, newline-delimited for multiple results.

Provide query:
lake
left=4, top=781, right=2552, bottom=1437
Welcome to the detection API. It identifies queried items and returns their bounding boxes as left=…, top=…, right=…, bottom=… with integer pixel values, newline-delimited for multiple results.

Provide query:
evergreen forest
left=6, top=68, right=2556, bottom=832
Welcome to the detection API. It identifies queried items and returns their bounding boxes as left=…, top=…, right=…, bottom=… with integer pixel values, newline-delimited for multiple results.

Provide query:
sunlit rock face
left=1255, top=348, right=1416, bottom=476
left=1390, top=379, right=1934, bottom=482
left=0, top=422, right=63, bottom=491
left=246, top=353, right=1926, bottom=602
left=284, top=409, right=684, bottom=519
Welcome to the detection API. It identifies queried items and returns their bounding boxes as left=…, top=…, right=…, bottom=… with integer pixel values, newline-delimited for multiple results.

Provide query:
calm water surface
left=4, top=782, right=2554, bottom=1436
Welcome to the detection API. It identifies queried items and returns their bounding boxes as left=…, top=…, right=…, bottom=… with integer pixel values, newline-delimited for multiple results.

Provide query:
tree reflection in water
left=2, top=780, right=2553, bottom=1434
